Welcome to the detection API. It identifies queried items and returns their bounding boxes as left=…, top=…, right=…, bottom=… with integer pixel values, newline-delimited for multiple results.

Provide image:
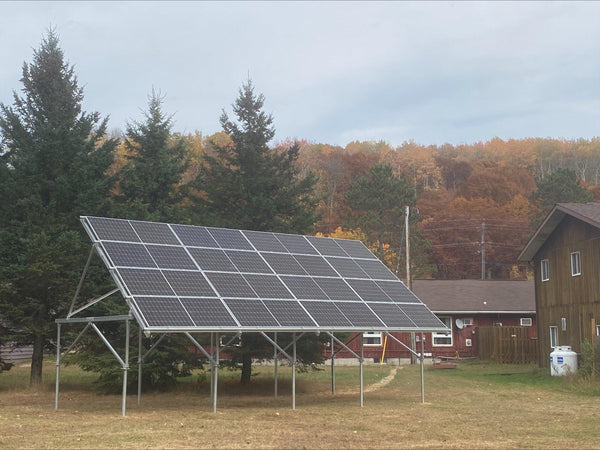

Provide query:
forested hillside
left=293, top=137, right=600, bottom=280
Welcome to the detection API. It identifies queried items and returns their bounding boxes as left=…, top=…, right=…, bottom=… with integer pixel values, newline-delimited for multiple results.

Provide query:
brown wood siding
left=534, top=216, right=600, bottom=367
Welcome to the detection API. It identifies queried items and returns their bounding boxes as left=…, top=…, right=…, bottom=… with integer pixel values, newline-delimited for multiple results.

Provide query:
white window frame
left=432, top=316, right=453, bottom=347
left=520, top=317, right=532, bottom=327
left=541, top=259, right=549, bottom=282
left=362, top=331, right=382, bottom=346
left=570, top=251, right=581, bottom=276
left=493, top=321, right=503, bottom=327
left=550, top=326, right=558, bottom=348
left=596, top=325, right=600, bottom=337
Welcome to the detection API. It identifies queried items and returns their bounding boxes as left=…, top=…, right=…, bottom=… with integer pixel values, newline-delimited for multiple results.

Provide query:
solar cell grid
left=102, top=242, right=156, bottom=268
left=208, top=228, right=253, bottom=250
left=280, top=276, right=329, bottom=300
left=400, top=304, right=446, bottom=327
left=188, top=248, right=236, bottom=272
left=130, top=221, right=179, bottom=245
left=226, top=250, right=272, bottom=274
left=326, top=257, right=369, bottom=278
left=243, top=230, right=287, bottom=252
left=87, top=217, right=140, bottom=242
left=376, top=280, right=421, bottom=303
left=263, top=300, right=316, bottom=327
left=355, top=259, right=398, bottom=280
left=224, top=299, right=279, bottom=327
left=171, top=224, right=219, bottom=248
left=313, top=277, right=361, bottom=301
left=334, top=239, right=377, bottom=259
left=205, top=272, right=257, bottom=298
left=243, top=274, right=294, bottom=299
left=162, top=270, right=216, bottom=297
left=275, top=234, right=318, bottom=254
left=306, top=236, right=348, bottom=257
left=179, top=297, right=238, bottom=327
left=146, top=245, right=197, bottom=270
left=368, top=303, right=415, bottom=328
left=260, top=253, right=307, bottom=275
left=119, top=268, right=174, bottom=296
left=347, top=279, right=392, bottom=302
left=134, top=296, right=194, bottom=327
left=334, top=302, right=385, bottom=328
left=300, top=300, right=352, bottom=327
left=294, top=255, right=338, bottom=277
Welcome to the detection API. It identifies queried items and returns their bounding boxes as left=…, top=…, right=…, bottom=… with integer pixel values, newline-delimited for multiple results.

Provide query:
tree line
left=1, top=31, right=596, bottom=385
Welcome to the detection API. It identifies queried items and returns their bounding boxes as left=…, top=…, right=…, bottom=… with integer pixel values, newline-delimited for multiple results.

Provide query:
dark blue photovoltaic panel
left=368, top=303, right=414, bottom=328
left=243, top=274, right=293, bottom=299
left=205, top=272, right=257, bottom=298
left=88, top=217, right=140, bottom=242
left=263, top=300, right=316, bottom=327
left=306, top=236, right=348, bottom=257
left=326, top=257, right=368, bottom=278
left=346, top=279, right=392, bottom=302
left=188, top=248, right=236, bottom=272
left=208, top=228, right=253, bottom=250
left=400, top=304, right=446, bottom=328
left=102, top=242, right=156, bottom=268
left=243, top=230, right=287, bottom=252
left=335, top=302, right=385, bottom=328
left=146, top=245, right=196, bottom=270
left=171, top=224, right=219, bottom=248
left=376, top=280, right=421, bottom=303
left=275, top=233, right=318, bottom=255
left=280, top=276, right=329, bottom=300
left=162, top=270, right=216, bottom=297
left=294, top=255, right=338, bottom=277
left=130, top=221, right=179, bottom=245
left=179, top=297, right=237, bottom=327
left=355, top=259, right=398, bottom=280
left=224, top=299, right=279, bottom=327
left=300, top=301, right=352, bottom=327
left=261, top=253, right=307, bottom=275
left=313, top=278, right=361, bottom=301
left=335, top=239, right=377, bottom=259
left=118, top=268, right=174, bottom=296
left=225, top=250, right=272, bottom=274
left=135, top=297, right=194, bottom=327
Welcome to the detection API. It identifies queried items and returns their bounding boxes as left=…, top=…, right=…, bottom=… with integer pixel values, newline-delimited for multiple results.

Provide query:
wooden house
left=519, top=202, right=600, bottom=367
left=333, top=279, right=535, bottom=363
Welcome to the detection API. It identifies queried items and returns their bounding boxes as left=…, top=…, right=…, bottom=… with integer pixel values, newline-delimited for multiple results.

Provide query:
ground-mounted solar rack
left=55, top=216, right=448, bottom=416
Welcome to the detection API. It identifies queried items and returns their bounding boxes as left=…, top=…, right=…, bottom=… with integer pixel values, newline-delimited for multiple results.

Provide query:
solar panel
left=82, top=216, right=447, bottom=333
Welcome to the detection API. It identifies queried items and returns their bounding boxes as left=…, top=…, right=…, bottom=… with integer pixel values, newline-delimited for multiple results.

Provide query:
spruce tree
left=196, top=80, right=319, bottom=383
left=0, top=30, right=117, bottom=385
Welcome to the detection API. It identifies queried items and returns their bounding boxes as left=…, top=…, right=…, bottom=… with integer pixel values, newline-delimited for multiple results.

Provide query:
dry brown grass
left=1, top=360, right=599, bottom=449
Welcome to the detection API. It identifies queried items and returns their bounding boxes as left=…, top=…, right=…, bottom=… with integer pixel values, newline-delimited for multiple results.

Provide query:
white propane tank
left=549, top=346, right=578, bottom=376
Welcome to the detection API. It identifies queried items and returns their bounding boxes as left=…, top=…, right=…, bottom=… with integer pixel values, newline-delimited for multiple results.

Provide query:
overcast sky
left=1, top=1, right=599, bottom=147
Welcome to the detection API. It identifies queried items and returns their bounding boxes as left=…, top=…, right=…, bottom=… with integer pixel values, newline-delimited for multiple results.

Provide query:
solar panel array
left=81, top=216, right=447, bottom=332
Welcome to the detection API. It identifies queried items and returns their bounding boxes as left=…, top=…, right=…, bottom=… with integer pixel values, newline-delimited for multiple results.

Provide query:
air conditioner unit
left=463, top=318, right=473, bottom=326
left=520, top=318, right=532, bottom=326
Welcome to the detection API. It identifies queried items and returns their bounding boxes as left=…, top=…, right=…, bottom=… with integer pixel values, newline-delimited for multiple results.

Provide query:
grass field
left=1, top=359, right=599, bottom=449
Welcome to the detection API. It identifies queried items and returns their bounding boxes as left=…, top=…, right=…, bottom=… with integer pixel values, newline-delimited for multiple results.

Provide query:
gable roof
left=518, top=202, right=600, bottom=261
left=411, top=280, right=535, bottom=314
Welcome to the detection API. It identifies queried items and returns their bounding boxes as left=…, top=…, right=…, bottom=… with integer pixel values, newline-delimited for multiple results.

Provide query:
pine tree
left=115, top=90, right=189, bottom=221
left=0, top=30, right=117, bottom=385
left=195, top=80, right=319, bottom=383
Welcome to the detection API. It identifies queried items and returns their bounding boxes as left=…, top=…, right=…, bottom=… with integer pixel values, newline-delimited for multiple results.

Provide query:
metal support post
left=331, top=334, right=335, bottom=395
left=420, top=332, right=425, bottom=403
left=138, top=328, right=142, bottom=406
left=292, top=333, right=296, bottom=410
left=213, top=333, right=219, bottom=413
left=55, top=323, right=61, bottom=410
left=274, top=332, right=278, bottom=398
left=210, top=333, right=214, bottom=403
left=360, top=333, right=364, bottom=407
left=122, top=319, right=130, bottom=417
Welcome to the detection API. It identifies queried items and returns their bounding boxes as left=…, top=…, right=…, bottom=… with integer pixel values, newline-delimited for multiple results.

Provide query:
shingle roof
left=411, top=279, right=535, bottom=313
left=519, top=202, right=600, bottom=261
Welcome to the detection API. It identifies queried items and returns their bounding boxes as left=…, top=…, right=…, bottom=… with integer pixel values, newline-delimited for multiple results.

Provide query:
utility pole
left=405, top=206, right=411, bottom=290
left=481, top=220, right=485, bottom=280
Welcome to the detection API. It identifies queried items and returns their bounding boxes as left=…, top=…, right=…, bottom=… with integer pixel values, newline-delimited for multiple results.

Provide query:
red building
left=332, top=280, right=535, bottom=363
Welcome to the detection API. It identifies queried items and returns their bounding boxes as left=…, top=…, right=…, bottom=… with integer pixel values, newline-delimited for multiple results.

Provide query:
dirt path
left=364, top=366, right=401, bottom=392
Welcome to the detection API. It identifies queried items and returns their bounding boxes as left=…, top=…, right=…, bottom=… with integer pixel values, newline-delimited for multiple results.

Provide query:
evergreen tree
left=115, top=90, right=189, bottom=221
left=195, top=80, right=319, bottom=383
left=0, top=30, right=117, bottom=385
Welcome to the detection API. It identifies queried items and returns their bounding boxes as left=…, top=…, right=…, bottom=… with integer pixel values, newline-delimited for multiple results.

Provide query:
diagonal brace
left=326, top=332, right=361, bottom=360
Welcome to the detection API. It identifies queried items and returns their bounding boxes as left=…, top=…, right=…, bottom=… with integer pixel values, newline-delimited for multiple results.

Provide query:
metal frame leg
left=55, top=323, right=61, bottom=410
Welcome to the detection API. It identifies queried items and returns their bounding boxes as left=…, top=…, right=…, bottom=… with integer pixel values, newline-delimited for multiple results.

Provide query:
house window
left=596, top=325, right=600, bottom=337
left=571, top=252, right=581, bottom=276
left=541, top=259, right=549, bottom=282
left=550, top=326, right=558, bottom=348
left=520, top=318, right=532, bottom=326
left=432, top=317, right=453, bottom=347
left=363, top=332, right=382, bottom=346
